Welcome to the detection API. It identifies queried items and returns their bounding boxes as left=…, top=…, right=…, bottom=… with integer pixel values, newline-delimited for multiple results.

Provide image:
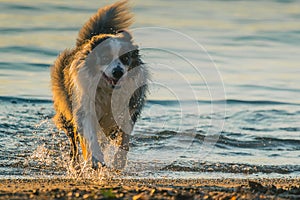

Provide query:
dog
left=50, top=1, right=147, bottom=170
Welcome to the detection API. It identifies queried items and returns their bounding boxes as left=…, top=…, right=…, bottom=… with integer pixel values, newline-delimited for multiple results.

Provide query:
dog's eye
left=120, top=55, right=131, bottom=65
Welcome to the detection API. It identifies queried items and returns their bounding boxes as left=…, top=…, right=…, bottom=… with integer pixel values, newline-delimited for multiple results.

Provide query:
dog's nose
left=112, top=67, right=124, bottom=79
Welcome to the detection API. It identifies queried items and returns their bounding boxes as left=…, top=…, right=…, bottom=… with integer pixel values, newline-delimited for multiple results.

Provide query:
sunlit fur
left=50, top=1, right=147, bottom=169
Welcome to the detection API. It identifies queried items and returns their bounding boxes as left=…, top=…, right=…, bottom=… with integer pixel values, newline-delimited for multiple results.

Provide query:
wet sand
left=0, top=178, right=299, bottom=199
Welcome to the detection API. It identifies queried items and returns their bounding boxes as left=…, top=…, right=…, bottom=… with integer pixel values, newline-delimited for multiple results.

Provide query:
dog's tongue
left=103, top=73, right=117, bottom=85
left=102, top=72, right=122, bottom=88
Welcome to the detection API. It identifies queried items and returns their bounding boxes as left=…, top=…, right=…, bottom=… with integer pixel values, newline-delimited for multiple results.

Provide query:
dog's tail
left=76, top=0, right=133, bottom=47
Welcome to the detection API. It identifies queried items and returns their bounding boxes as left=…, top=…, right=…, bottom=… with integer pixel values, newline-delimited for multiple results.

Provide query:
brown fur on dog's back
left=51, top=49, right=75, bottom=131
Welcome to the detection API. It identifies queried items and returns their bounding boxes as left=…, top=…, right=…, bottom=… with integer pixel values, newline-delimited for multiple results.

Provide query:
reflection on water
left=0, top=0, right=299, bottom=178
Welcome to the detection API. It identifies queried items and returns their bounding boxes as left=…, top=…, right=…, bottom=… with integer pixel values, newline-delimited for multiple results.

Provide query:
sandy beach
left=0, top=178, right=299, bottom=199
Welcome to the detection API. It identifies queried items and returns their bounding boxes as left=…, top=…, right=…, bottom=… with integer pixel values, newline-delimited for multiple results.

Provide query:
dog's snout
left=112, top=67, right=124, bottom=79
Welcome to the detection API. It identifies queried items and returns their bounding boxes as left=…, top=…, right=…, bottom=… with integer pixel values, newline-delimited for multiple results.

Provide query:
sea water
left=0, top=0, right=299, bottom=179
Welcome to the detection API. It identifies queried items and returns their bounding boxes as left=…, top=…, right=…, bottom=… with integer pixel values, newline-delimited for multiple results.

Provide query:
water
left=0, top=0, right=299, bottom=179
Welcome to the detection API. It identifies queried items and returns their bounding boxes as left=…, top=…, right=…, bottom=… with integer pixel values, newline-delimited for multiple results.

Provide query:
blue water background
left=0, top=0, right=299, bottom=178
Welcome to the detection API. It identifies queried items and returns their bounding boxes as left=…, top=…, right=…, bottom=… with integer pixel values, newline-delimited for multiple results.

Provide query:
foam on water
left=0, top=97, right=299, bottom=179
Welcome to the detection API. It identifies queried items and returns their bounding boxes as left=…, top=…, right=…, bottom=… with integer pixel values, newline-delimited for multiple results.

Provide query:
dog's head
left=86, top=30, right=141, bottom=89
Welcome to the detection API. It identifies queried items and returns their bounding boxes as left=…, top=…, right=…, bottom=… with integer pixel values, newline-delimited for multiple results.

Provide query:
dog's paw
left=92, top=156, right=106, bottom=170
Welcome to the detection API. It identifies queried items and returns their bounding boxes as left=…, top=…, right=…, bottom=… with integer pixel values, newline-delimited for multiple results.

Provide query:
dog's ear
left=117, top=30, right=133, bottom=41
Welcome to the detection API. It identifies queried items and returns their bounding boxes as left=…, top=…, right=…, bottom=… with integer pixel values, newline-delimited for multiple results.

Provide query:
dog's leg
left=74, top=102, right=106, bottom=169
left=112, top=130, right=129, bottom=170
left=66, top=128, right=79, bottom=165
left=71, top=66, right=106, bottom=169
left=78, top=134, right=88, bottom=161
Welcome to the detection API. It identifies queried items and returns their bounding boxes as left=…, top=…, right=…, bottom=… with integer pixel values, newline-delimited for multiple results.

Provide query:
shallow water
left=0, top=0, right=299, bottom=179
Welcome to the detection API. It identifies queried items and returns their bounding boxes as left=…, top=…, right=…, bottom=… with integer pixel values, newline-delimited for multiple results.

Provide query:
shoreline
left=0, top=178, right=299, bottom=199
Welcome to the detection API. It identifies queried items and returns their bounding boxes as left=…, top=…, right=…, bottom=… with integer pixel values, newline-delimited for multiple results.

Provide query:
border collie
left=50, top=1, right=147, bottom=170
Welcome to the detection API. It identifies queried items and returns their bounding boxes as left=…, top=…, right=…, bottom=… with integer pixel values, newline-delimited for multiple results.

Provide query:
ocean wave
left=216, top=134, right=300, bottom=150
left=1, top=96, right=299, bottom=106
left=132, top=130, right=300, bottom=151
left=162, top=161, right=300, bottom=174
left=233, top=32, right=300, bottom=45
left=1, top=3, right=41, bottom=11
left=1, top=3, right=94, bottom=13
left=0, top=46, right=58, bottom=57
left=0, top=62, right=50, bottom=70
left=0, top=27, right=78, bottom=34
left=0, top=96, right=52, bottom=104
left=148, top=99, right=300, bottom=106
left=239, top=84, right=300, bottom=93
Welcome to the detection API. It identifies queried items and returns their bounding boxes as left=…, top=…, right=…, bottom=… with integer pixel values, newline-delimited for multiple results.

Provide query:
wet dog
left=50, top=1, right=147, bottom=169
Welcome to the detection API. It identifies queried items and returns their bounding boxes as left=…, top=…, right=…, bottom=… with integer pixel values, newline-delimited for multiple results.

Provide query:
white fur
left=69, top=38, right=128, bottom=165
left=70, top=57, right=104, bottom=164
left=102, top=39, right=127, bottom=79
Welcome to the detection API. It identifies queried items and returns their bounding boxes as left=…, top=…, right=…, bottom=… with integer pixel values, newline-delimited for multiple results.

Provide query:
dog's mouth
left=102, top=72, right=121, bottom=89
